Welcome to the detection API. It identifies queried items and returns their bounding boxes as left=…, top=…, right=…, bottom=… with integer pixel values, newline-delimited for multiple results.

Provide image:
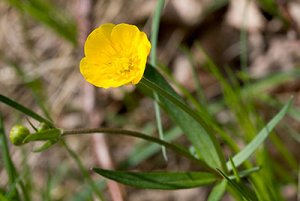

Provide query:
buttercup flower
left=80, top=23, right=151, bottom=88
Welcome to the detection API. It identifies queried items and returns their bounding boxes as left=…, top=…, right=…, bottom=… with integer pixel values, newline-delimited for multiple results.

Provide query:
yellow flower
left=80, top=23, right=151, bottom=88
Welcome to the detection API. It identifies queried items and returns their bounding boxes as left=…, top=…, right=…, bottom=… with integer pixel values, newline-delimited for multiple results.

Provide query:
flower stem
left=61, top=128, right=219, bottom=175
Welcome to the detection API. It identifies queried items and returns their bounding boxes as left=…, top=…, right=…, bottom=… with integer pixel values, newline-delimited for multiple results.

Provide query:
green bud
left=9, top=125, right=30, bottom=146
left=37, top=122, right=49, bottom=132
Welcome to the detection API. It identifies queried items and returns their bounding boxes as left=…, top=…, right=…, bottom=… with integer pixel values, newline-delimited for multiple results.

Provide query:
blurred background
left=0, top=0, right=300, bottom=200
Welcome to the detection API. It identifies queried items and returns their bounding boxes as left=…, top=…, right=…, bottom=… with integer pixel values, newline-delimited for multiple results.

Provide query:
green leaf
left=0, top=114, right=31, bottom=200
left=139, top=65, right=225, bottom=169
left=0, top=113, right=19, bottom=197
left=32, top=140, right=57, bottom=152
left=227, top=99, right=292, bottom=170
left=229, top=157, right=240, bottom=182
left=0, top=94, right=53, bottom=127
left=207, top=180, right=227, bottom=201
left=93, top=168, right=216, bottom=190
left=228, top=166, right=261, bottom=180
left=217, top=169, right=258, bottom=201
left=0, top=193, right=11, bottom=201
left=23, top=129, right=61, bottom=143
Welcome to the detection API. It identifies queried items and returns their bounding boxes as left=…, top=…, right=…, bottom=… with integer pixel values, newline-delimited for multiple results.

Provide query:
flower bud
left=9, top=125, right=30, bottom=146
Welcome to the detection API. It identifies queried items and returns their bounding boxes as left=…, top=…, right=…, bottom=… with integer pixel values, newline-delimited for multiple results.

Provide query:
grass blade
left=228, top=166, right=261, bottom=180
left=217, top=169, right=258, bottom=201
left=150, top=0, right=167, bottom=161
left=207, top=179, right=227, bottom=201
left=227, top=98, right=292, bottom=170
left=93, top=168, right=216, bottom=190
left=0, top=94, right=53, bottom=127
left=0, top=113, right=19, bottom=199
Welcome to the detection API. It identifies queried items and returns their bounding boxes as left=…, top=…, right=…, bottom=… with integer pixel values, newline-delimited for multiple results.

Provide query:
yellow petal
left=80, top=57, right=135, bottom=88
left=131, top=52, right=148, bottom=84
left=138, top=32, right=151, bottom=55
left=111, top=23, right=140, bottom=52
left=84, top=23, right=116, bottom=63
left=80, top=57, right=111, bottom=88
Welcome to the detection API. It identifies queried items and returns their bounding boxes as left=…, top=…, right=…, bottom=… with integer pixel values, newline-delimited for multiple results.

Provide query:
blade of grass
left=217, top=169, right=258, bottom=201
left=0, top=94, right=53, bottom=127
left=0, top=113, right=19, bottom=199
left=228, top=166, right=261, bottom=180
left=227, top=98, right=292, bottom=170
left=229, top=157, right=240, bottom=182
left=207, top=179, right=227, bottom=201
left=150, top=0, right=167, bottom=161
left=0, top=113, right=31, bottom=201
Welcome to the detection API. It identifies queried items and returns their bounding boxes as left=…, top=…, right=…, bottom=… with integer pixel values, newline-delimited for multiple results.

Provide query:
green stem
left=150, top=0, right=165, bottom=64
left=0, top=113, right=31, bottom=201
left=61, top=140, right=106, bottom=201
left=150, top=0, right=167, bottom=160
left=61, top=128, right=219, bottom=175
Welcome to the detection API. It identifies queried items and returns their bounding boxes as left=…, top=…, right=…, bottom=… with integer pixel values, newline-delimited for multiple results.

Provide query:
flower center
left=114, top=57, right=135, bottom=76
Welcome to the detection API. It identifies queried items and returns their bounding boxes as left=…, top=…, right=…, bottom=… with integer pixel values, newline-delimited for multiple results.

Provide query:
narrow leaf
left=207, top=180, right=227, bottom=201
left=227, top=98, right=292, bottom=170
left=93, top=168, right=216, bottom=190
left=0, top=113, right=18, bottom=195
left=0, top=94, right=53, bottom=127
left=139, top=65, right=225, bottom=169
left=150, top=0, right=167, bottom=161
left=23, top=129, right=61, bottom=143
left=217, top=169, right=258, bottom=201
left=228, top=166, right=261, bottom=180
left=32, top=140, right=57, bottom=152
